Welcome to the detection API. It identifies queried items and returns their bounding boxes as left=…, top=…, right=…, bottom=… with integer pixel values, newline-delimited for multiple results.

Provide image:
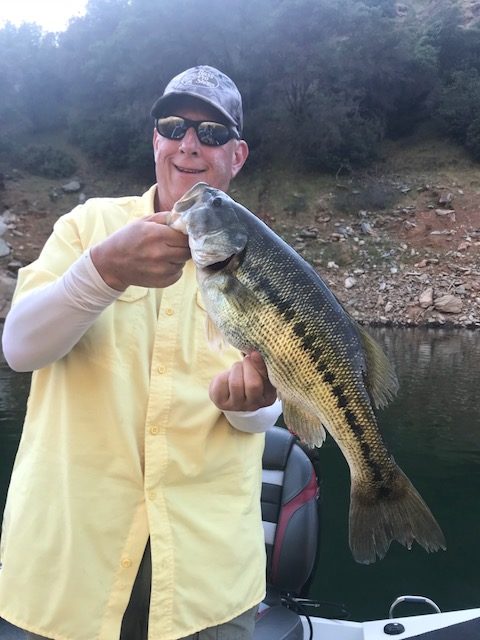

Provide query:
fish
left=169, top=181, right=446, bottom=564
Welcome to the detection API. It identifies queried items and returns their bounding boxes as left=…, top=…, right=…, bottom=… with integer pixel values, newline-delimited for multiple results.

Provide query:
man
left=1, top=66, right=280, bottom=640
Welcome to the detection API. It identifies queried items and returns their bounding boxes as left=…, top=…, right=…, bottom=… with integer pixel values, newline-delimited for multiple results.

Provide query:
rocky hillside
left=1, top=131, right=480, bottom=328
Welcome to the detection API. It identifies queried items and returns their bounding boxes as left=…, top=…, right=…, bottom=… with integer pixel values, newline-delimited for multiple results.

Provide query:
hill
left=1, top=128, right=479, bottom=328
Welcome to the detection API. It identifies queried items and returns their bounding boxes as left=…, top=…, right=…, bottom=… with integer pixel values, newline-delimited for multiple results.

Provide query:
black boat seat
left=254, top=425, right=321, bottom=640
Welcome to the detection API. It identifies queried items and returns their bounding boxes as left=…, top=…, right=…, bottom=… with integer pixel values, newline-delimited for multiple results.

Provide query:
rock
left=7, top=260, right=23, bottom=274
left=344, top=276, right=356, bottom=289
left=49, top=188, right=61, bottom=201
left=0, top=210, right=18, bottom=224
left=0, top=220, right=8, bottom=237
left=360, top=222, right=375, bottom=235
left=62, top=180, right=82, bottom=193
left=438, top=192, right=454, bottom=206
left=418, top=287, right=434, bottom=308
left=0, top=238, right=11, bottom=257
left=434, top=294, right=462, bottom=314
left=0, top=273, right=16, bottom=318
left=298, top=228, right=318, bottom=239
left=414, top=257, right=439, bottom=268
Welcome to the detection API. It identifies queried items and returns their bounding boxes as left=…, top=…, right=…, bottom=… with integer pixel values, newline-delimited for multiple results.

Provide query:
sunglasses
left=155, top=115, right=240, bottom=147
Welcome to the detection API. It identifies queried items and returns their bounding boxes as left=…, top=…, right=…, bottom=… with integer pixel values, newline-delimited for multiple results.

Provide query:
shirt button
left=165, top=308, right=174, bottom=316
left=121, top=558, right=132, bottom=569
left=147, top=490, right=157, bottom=500
left=149, top=425, right=159, bottom=435
left=157, top=365, right=166, bottom=374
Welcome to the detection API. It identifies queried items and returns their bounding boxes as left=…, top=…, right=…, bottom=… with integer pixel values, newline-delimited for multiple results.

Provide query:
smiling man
left=0, top=66, right=280, bottom=640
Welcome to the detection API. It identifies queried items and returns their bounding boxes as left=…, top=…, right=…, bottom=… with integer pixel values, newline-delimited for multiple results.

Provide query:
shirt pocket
left=74, top=285, right=151, bottom=370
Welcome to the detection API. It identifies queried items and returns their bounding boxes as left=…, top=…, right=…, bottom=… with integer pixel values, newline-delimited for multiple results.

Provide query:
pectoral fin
left=205, top=314, right=227, bottom=350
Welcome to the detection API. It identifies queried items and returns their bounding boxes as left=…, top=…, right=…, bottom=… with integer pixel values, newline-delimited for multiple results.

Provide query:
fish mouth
left=192, top=250, right=236, bottom=270
left=206, top=255, right=235, bottom=271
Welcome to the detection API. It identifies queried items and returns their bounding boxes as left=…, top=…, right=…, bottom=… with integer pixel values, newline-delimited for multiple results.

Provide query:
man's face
left=153, top=98, right=249, bottom=211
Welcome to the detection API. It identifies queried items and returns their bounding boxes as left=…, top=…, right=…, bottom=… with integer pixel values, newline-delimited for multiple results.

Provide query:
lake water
left=1, top=327, right=480, bottom=622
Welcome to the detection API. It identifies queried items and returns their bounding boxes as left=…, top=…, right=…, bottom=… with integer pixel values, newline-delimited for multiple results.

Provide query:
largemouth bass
left=169, top=182, right=446, bottom=564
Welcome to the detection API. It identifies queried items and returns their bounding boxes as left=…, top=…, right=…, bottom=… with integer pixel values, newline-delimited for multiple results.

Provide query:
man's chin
left=174, top=172, right=209, bottom=194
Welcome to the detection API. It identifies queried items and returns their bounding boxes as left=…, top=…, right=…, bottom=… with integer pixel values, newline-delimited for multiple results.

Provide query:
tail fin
left=349, top=465, right=446, bottom=564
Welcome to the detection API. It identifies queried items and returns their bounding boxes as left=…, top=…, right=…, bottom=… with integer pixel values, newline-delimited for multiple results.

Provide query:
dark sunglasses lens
left=197, top=122, right=231, bottom=146
left=156, top=117, right=235, bottom=145
left=156, top=116, right=187, bottom=139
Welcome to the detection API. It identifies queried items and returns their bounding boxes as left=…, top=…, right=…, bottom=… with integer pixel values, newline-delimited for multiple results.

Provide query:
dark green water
left=1, top=328, right=480, bottom=621
left=310, top=328, right=480, bottom=621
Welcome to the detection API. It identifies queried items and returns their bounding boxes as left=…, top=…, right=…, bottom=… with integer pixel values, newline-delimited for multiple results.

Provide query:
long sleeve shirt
left=0, top=186, right=280, bottom=640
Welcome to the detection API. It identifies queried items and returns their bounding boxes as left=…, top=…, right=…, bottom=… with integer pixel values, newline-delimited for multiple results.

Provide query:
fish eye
left=212, top=196, right=223, bottom=208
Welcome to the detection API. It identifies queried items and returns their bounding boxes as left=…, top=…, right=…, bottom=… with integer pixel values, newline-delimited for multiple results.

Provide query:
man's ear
left=153, top=128, right=159, bottom=154
left=230, top=140, right=249, bottom=179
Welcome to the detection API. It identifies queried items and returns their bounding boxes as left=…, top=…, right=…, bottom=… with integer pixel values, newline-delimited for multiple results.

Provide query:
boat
left=255, top=426, right=480, bottom=639
left=255, top=597, right=480, bottom=639
left=1, top=426, right=479, bottom=639
left=2, top=599, right=479, bottom=639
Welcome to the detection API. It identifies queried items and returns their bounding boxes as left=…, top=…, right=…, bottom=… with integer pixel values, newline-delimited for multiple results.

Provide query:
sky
left=0, top=0, right=88, bottom=32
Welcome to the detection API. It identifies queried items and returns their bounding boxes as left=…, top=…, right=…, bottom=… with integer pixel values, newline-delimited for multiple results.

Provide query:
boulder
left=434, top=294, right=462, bottom=314
left=62, top=180, right=82, bottom=193
left=418, top=287, right=434, bottom=309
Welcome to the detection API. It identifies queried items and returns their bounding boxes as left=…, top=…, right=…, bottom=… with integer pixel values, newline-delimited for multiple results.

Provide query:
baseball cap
left=150, top=65, right=243, bottom=135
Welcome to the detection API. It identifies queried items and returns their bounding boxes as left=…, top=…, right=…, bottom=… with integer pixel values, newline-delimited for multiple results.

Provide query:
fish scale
left=170, top=182, right=446, bottom=564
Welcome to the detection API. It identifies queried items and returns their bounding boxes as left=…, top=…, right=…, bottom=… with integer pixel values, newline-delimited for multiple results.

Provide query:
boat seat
left=254, top=425, right=321, bottom=640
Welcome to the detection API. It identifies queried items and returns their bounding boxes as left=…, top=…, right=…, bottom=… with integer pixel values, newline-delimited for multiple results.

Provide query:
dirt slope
left=1, top=132, right=479, bottom=327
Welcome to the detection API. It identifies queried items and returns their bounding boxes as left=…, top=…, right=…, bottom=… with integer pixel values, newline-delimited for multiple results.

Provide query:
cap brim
left=150, top=92, right=238, bottom=129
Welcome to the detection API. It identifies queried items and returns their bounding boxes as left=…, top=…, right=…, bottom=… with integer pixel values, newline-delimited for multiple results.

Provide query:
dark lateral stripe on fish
left=343, top=407, right=385, bottom=483
left=332, top=385, right=348, bottom=408
left=293, top=321, right=307, bottom=337
left=251, top=270, right=388, bottom=484
left=323, top=371, right=335, bottom=384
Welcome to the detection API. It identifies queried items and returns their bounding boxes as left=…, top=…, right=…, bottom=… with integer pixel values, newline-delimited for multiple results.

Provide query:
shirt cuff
left=224, top=398, right=282, bottom=433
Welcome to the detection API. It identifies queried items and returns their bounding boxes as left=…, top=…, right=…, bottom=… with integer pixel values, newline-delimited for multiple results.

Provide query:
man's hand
left=209, top=351, right=277, bottom=412
left=90, top=212, right=190, bottom=290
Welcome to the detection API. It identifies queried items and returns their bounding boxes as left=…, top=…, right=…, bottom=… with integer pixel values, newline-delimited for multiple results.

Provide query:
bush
left=69, top=114, right=149, bottom=172
left=290, top=95, right=384, bottom=173
left=465, top=117, right=480, bottom=161
left=333, top=181, right=399, bottom=214
left=19, top=144, right=78, bottom=178
left=434, top=69, right=480, bottom=142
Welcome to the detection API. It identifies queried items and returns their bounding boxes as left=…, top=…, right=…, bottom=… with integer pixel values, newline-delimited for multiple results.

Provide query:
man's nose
left=179, top=126, right=200, bottom=154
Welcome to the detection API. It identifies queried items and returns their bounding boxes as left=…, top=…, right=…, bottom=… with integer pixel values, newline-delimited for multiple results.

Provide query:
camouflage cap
left=150, top=65, right=243, bottom=135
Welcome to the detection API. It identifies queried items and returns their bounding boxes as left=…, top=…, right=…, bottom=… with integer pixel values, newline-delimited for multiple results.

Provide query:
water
left=0, top=362, right=30, bottom=519
left=310, top=328, right=480, bottom=621
left=1, top=328, right=480, bottom=622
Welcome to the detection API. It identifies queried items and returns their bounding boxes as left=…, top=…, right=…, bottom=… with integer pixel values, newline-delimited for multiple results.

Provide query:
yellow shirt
left=0, top=186, right=266, bottom=640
